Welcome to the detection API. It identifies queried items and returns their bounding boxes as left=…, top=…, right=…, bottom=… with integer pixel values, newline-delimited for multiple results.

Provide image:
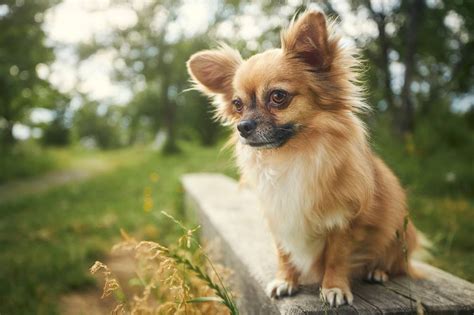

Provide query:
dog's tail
left=407, top=222, right=433, bottom=279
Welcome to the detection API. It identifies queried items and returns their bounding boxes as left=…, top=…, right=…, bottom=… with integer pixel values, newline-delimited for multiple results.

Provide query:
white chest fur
left=236, top=144, right=343, bottom=279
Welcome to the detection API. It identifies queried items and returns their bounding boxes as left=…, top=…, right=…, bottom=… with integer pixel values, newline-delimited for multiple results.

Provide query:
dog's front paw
left=320, top=287, right=353, bottom=307
left=266, top=279, right=297, bottom=299
left=366, top=269, right=389, bottom=283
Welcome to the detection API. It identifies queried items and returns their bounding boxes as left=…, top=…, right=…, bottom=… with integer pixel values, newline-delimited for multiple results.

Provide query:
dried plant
left=91, top=213, right=238, bottom=315
left=89, top=261, right=126, bottom=311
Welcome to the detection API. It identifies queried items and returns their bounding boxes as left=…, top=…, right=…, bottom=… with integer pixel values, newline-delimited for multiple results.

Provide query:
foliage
left=125, top=85, right=163, bottom=145
left=72, top=101, right=126, bottom=149
left=348, top=0, right=474, bottom=133
left=371, top=117, right=474, bottom=281
left=371, top=110, right=474, bottom=197
left=0, top=141, right=55, bottom=183
left=76, top=1, right=242, bottom=152
left=41, top=107, right=71, bottom=147
left=178, top=92, right=224, bottom=146
left=0, top=0, right=66, bottom=147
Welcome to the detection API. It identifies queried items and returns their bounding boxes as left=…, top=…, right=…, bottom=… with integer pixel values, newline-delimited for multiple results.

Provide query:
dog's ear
left=281, top=10, right=331, bottom=70
left=187, top=45, right=242, bottom=96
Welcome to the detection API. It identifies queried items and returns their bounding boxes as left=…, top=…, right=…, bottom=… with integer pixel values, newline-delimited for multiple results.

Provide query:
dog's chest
left=240, top=150, right=327, bottom=276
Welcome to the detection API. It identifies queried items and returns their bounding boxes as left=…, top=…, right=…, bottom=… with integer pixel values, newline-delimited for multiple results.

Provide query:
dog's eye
left=270, top=90, right=288, bottom=106
left=232, top=98, right=243, bottom=112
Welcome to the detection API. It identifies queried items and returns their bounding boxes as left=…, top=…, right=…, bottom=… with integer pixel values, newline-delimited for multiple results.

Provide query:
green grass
left=0, top=141, right=149, bottom=184
left=371, top=119, right=474, bottom=282
left=0, top=137, right=472, bottom=314
left=410, top=195, right=474, bottom=281
left=0, top=142, right=236, bottom=314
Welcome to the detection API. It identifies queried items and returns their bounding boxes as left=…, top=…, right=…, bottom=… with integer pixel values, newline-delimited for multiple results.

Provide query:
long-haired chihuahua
left=187, top=10, right=421, bottom=307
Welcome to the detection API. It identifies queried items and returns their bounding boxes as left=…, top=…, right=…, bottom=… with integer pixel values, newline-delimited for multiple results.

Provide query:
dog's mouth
left=243, top=123, right=297, bottom=149
left=246, top=141, right=282, bottom=148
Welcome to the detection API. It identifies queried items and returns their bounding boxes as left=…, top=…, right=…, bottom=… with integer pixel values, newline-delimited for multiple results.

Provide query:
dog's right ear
left=187, top=45, right=242, bottom=96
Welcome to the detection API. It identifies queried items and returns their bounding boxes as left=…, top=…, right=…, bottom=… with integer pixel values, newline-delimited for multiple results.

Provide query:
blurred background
left=0, top=0, right=472, bottom=313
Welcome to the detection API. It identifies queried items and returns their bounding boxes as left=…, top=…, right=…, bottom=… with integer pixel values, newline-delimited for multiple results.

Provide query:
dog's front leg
left=266, top=246, right=300, bottom=298
left=321, top=230, right=354, bottom=307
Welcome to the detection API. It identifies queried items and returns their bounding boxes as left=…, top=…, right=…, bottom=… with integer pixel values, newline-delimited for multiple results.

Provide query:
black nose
left=237, top=120, right=257, bottom=138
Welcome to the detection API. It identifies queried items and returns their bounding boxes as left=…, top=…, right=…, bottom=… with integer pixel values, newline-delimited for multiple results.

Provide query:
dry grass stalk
left=91, top=216, right=238, bottom=315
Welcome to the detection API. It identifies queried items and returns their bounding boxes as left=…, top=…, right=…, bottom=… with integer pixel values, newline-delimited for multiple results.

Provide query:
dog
left=186, top=10, right=420, bottom=307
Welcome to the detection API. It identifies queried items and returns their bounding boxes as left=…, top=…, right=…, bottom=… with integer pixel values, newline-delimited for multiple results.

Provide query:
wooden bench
left=182, top=173, right=474, bottom=315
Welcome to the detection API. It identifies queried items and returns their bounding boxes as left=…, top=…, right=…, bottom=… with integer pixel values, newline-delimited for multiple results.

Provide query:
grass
left=371, top=119, right=474, bottom=281
left=0, top=141, right=150, bottom=184
left=0, top=136, right=472, bottom=314
left=0, top=142, right=236, bottom=314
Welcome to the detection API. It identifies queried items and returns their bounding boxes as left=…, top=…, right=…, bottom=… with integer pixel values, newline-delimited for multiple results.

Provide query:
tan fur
left=187, top=10, right=421, bottom=306
left=276, top=246, right=300, bottom=287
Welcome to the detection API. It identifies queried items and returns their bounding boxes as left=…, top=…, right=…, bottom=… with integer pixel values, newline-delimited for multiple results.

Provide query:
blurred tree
left=0, top=0, right=64, bottom=148
left=77, top=0, right=245, bottom=152
left=179, top=91, right=222, bottom=146
left=398, top=0, right=425, bottom=134
left=125, top=82, right=169, bottom=145
left=78, top=0, right=183, bottom=153
left=41, top=114, right=70, bottom=146
left=352, top=0, right=474, bottom=135
left=73, top=101, right=124, bottom=149
left=40, top=94, right=71, bottom=146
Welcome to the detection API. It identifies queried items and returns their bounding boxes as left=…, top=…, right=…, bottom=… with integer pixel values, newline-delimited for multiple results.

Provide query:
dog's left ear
left=281, top=10, right=331, bottom=70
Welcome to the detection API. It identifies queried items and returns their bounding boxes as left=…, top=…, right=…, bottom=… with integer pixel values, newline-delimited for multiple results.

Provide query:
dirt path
left=0, top=158, right=112, bottom=204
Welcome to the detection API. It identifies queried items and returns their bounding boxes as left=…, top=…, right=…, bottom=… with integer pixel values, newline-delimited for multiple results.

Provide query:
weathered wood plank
left=182, top=173, right=474, bottom=315
left=352, top=282, right=419, bottom=314
left=187, top=191, right=280, bottom=315
left=383, top=278, right=456, bottom=314
left=275, top=284, right=382, bottom=315
left=386, top=262, right=474, bottom=313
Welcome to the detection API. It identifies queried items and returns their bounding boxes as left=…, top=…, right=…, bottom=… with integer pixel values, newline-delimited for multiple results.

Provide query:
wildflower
left=143, top=186, right=153, bottom=212
left=149, top=172, right=160, bottom=182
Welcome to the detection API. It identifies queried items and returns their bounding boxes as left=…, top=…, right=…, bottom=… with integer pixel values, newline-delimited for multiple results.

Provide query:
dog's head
left=187, top=10, right=364, bottom=149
